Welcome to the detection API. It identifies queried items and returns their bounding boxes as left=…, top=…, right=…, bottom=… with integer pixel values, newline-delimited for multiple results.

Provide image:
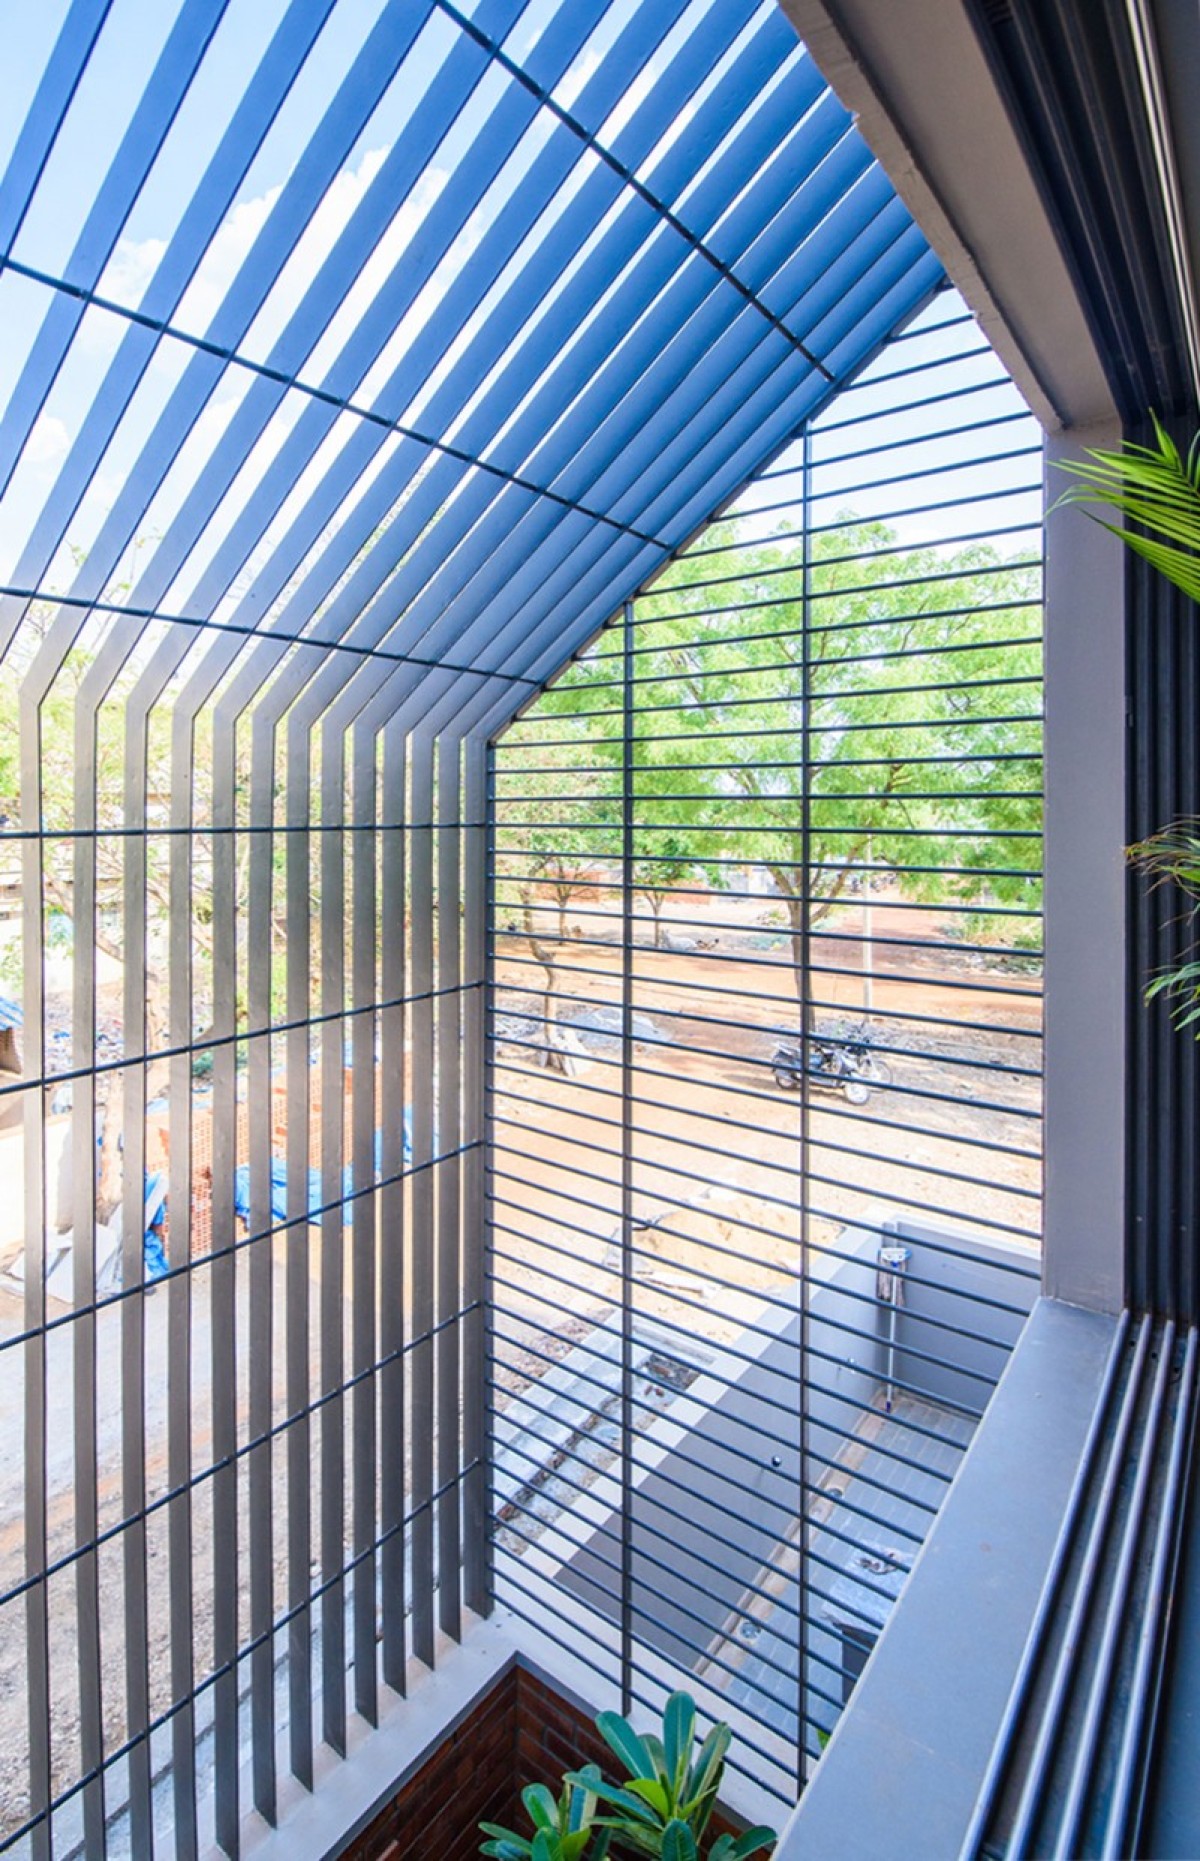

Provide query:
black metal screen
left=487, top=291, right=1044, bottom=1806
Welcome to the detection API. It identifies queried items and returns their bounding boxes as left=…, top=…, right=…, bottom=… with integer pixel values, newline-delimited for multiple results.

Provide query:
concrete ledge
left=240, top=1614, right=516, bottom=1861
left=774, top=1296, right=1120, bottom=1861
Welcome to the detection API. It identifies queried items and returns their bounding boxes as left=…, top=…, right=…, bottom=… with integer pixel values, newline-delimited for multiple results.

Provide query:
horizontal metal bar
left=491, top=1026, right=1042, bottom=1134
left=496, top=1346, right=937, bottom=1539
left=814, top=372, right=1022, bottom=434
left=490, top=924, right=1043, bottom=1001
left=495, top=784, right=1041, bottom=807
left=493, top=1085, right=1041, bottom=1211
left=0, top=252, right=669, bottom=552
left=760, top=408, right=1034, bottom=477
left=732, top=444, right=1043, bottom=517
left=492, top=1305, right=972, bottom=1490
left=491, top=1183, right=1026, bottom=1377
left=0, top=1300, right=477, bottom=1612
left=630, top=554, right=1041, bottom=625
left=499, top=1352, right=939, bottom=1544
left=493, top=1213, right=1030, bottom=1363
left=673, top=481, right=1043, bottom=564
left=492, top=750, right=1044, bottom=777
left=0, top=580, right=542, bottom=688
left=504, top=710, right=1044, bottom=747
left=488, top=867, right=1044, bottom=920
left=492, top=981, right=1042, bottom=1078
left=491, top=1150, right=1038, bottom=1295
left=0, top=1143, right=481, bottom=1360
left=488, top=1030, right=1042, bottom=1162
left=0, top=977, right=479, bottom=1100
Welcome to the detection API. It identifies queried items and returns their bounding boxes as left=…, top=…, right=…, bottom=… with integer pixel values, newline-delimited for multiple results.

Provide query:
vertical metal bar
left=246, top=719, right=276, bottom=1824
left=462, top=733, right=489, bottom=1618
left=436, top=734, right=462, bottom=1643
left=797, top=421, right=813, bottom=1786
left=71, top=696, right=106, bottom=1857
left=620, top=597, right=635, bottom=1718
left=283, top=722, right=313, bottom=1783
left=379, top=729, right=407, bottom=1690
left=319, top=731, right=346, bottom=1756
left=409, top=734, right=436, bottom=1670
left=121, top=712, right=153, bottom=1858
left=210, top=722, right=240, bottom=1858
left=20, top=695, right=51, bottom=1861
left=350, top=722, right=378, bottom=1726
left=166, top=729, right=198, bottom=1859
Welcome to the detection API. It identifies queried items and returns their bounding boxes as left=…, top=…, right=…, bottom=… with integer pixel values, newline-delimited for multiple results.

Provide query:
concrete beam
left=779, top=0, right=1118, bottom=432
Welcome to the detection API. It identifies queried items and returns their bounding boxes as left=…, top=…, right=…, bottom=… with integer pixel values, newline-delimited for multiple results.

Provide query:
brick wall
left=341, top=1660, right=750, bottom=1861
left=342, top=1664, right=521, bottom=1861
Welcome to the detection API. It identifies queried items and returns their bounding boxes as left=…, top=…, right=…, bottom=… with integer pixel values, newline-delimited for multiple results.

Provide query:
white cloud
left=24, top=413, right=70, bottom=469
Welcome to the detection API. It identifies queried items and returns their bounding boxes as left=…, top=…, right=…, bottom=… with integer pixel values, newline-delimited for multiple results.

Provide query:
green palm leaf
left=1051, top=413, right=1200, bottom=604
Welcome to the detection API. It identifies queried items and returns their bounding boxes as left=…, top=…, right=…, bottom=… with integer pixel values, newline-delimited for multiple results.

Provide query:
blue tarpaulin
left=233, top=1117, right=413, bottom=1228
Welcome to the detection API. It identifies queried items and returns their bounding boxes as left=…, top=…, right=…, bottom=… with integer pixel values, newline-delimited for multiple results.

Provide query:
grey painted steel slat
left=436, top=732, right=463, bottom=1642
left=120, top=703, right=153, bottom=1858
left=350, top=721, right=378, bottom=1725
left=461, top=736, right=489, bottom=1618
left=0, top=2, right=433, bottom=692
left=283, top=723, right=314, bottom=1784
left=219, top=35, right=837, bottom=754
left=378, top=727, right=408, bottom=1691
left=318, top=730, right=346, bottom=1756
left=246, top=716, right=277, bottom=1823
left=209, top=720, right=240, bottom=1858
left=1104, top=1330, right=1200, bottom=1858
left=1053, top=1327, right=1176, bottom=1860
left=2, top=0, right=339, bottom=644
left=0, top=0, right=113, bottom=253
left=67, top=664, right=104, bottom=1858
left=165, top=727, right=198, bottom=1859
left=131, top=0, right=728, bottom=790
left=407, top=245, right=940, bottom=743
left=35, top=0, right=574, bottom=732
left=1005, top=1319, right=1155, bottom=1859
left=0, top=0, right=231, bottom=511
left=19, top=691, right=51, bottom=1861
left=408, top=734, right=436, bottom=1668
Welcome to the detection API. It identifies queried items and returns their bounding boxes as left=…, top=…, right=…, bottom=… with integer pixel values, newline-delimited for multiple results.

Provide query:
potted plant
left=481, top=1692, right=776, bottom=1860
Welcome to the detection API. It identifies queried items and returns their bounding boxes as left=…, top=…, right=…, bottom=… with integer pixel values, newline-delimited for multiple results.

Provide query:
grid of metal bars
left=488, top=292, right=1045, bottom=1808
left=0, top=4, right=958, bottom=1854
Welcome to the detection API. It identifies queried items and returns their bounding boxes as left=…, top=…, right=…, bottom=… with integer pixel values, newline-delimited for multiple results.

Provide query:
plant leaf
left=641, top=1733, right=670, bottom=1787
left=522, top=1784, right=560, bottom=1832
left=568, top=1764, right=603, bottom=1833
left=563, top=1772, right=659, bottom=1824
left=479, top=1832, right=533, bottom=1861
left=595, top=1710, right=657, bottom=1784
left=727, top=1825, right=779, bottom=1857
left=661, top=1819, right=698, bottom=1861
left=663, top=1692, right=696, bottom=1798
left=627, top=1777, right=671, bottom=1820
left=684, top=1720, right=730, bottom=1805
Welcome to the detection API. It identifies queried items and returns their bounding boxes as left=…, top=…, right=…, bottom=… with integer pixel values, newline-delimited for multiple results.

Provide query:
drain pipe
left=876, top=1242, right=910, bottom=1413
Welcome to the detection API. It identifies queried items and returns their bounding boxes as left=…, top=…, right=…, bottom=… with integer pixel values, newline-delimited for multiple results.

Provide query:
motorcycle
left=771, top=1021, right=892, bottom=1104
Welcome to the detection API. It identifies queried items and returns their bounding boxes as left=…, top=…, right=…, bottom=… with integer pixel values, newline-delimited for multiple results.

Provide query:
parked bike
left=771, top=1021, right=892, bottom=1104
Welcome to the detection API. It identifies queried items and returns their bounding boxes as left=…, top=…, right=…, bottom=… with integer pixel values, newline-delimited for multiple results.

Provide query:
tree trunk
left=524, top=896, right=570, bottom=1074
left=783, top=893, right=813, bottom=1036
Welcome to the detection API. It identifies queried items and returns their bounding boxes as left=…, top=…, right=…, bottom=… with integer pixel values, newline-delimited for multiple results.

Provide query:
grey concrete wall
left=1043, top=422, right=1128, bottom=1314
left=884, top=1219, right=1039, bottom=1414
